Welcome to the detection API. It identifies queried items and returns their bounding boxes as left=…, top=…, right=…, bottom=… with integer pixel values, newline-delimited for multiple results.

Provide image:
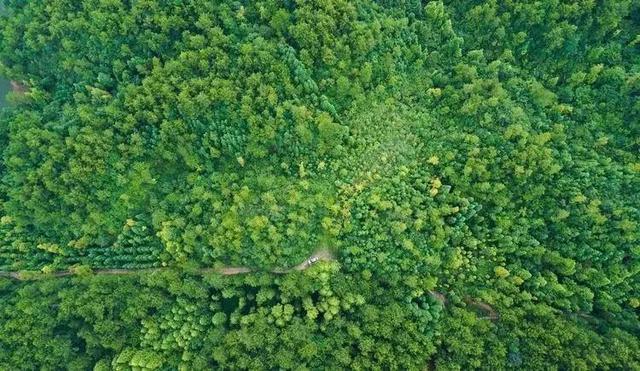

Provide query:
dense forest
left=0, top=0, right=639, bottom=369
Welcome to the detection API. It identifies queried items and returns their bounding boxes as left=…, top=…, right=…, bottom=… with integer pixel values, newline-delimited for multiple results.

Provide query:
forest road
left=220, top=247, right=335, bottom=275
left=1, top=249, right=500, bottom=321
left=0, top=248, right=336, bottom=280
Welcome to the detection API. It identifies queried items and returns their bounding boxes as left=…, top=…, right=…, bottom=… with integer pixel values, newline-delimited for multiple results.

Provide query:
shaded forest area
left=0, top=0, right=639, bottom=369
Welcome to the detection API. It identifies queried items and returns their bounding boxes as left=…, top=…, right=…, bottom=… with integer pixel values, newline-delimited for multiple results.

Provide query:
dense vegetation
left=0, top=0, right=639, bottom=369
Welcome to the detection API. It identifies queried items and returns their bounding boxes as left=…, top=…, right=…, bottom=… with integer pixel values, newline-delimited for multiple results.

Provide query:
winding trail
left=10, top=80, right=27, bottom=94
left=430, top=290, right=499, bottom=321
left=0, top=248, right=501, bottom=322
left=0, top=248, right=335, bottom=281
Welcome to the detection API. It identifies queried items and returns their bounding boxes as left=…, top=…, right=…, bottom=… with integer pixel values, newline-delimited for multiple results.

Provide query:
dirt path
left=10, top=80, right=27, bottom=94
left=0, top=248, right=336, bottom=281
left=218, top=267, right=253, bottom=275
left=464, top=297, right=499, bottom=321
left=1, top=249, right=504, bottom=323
left=291, top=248, right=334, bottom=271
left=430, top=290, right=499, bottom=322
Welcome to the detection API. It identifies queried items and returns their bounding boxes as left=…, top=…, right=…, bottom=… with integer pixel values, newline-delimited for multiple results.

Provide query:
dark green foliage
left=0, top=268, right=442, bottom=370
left=0, top=0, right=638, bottom=369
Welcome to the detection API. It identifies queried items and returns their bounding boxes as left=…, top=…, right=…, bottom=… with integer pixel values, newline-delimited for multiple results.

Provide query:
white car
left=307, top=257, right=319, bottom=265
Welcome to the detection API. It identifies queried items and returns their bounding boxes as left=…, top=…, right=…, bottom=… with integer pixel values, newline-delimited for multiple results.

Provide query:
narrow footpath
left=0, top=248, right=335, bottom=280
